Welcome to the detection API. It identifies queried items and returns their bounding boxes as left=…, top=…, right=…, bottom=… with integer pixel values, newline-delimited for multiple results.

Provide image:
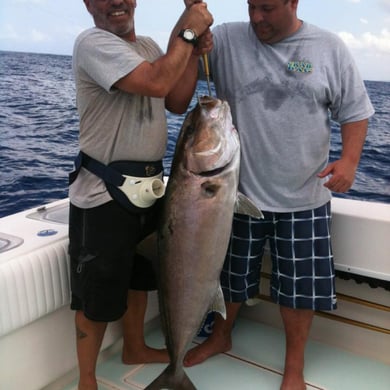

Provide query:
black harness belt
left=69, top=151, right=165, bottom=212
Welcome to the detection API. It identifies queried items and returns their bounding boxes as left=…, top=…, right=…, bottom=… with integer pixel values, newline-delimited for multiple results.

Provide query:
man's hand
left=182, top=1, right=213, bottom=55
left=318, top=119, right=368, bottom=193
left=184, top=0, right=203, bottom=9
left=317, top=159, right=357, bottom=193
left=181, top=2, right=213, bottom=39
left=193, top=29, right=213, bottom=56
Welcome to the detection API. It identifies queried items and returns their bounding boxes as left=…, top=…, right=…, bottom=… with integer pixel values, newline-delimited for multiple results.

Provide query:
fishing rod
left=192, top=0, right=212, bottom=96
left=202, top=53, right=212, bottom=96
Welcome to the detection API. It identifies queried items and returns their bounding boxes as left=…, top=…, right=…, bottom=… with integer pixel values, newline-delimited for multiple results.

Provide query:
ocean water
left=0, top=50, right=389, bottom=218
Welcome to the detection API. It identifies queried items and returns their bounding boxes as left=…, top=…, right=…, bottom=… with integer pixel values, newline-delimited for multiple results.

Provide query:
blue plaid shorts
left=221, top=202, right=337, bottom=311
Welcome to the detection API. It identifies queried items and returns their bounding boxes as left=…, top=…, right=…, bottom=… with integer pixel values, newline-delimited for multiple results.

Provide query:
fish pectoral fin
left=210, top=284, right=227, bottom=320
left=235, top=192, right=264, bottom=219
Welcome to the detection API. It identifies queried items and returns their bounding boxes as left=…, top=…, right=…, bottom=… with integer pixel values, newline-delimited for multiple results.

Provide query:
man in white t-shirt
left=69, top=1, right=213, bottom=389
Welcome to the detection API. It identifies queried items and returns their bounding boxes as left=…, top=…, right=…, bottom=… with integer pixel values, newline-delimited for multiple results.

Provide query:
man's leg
left=76, top=311, right=107, bottom=390
left=184, top=301, right=242, bottom=367
left=122, top=289, right=169, bottom=364
left=273, top=204, right=334, bottom=390
left=279, top=306, right=314, bottom=390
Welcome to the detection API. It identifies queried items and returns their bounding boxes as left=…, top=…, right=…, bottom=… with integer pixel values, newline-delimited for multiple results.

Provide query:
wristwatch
left=178, top=29, right=198, bottom=46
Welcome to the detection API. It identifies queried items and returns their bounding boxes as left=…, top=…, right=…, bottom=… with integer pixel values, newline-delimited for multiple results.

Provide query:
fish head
left=179, top=96, right=240, bottom=175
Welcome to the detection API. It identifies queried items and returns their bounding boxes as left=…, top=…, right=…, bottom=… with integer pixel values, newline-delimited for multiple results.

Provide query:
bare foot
left=184, top=335, right=232, bottom=367
left=280, top=367, right=306, bottom=390
left=78, top=380, right=98, bottom=390
left=122, top=345, right=169, bottom=365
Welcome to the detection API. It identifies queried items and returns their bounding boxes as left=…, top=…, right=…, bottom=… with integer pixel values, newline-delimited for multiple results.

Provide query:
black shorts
left=68, top=200, right=161, bottom=322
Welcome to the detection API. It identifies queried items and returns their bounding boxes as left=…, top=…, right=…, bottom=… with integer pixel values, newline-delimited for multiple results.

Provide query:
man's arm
left=165, top=29, right=213, bottom=113
left=317, top=119, right=368, bottom=193
left=114, top=4, right=212, bottom=112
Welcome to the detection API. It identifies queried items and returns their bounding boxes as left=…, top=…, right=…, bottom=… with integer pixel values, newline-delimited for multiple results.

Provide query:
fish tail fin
left=179, top=373, right=197, bottom=390
left=144, top=365, right=197, bottom=390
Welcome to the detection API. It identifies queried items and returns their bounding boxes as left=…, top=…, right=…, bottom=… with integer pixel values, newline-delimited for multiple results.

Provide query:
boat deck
left=61, top=317, right=389, bottom=390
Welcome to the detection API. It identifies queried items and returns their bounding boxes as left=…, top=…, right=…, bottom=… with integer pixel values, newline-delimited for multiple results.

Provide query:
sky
left=0, top=0, right=389, bottom=81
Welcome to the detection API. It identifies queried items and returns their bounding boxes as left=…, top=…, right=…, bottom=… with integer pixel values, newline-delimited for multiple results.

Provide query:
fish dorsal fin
left=235, top=192, right=264, bottom=219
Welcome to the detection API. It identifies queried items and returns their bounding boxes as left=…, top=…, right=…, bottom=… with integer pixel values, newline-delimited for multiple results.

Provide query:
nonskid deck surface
left=62, top=318, right=389, bottom=390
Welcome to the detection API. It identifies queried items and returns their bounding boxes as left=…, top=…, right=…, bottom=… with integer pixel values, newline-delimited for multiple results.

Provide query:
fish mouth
left=197, top=157, right=234, bottom=177
left=198, top=95, right=216, bottom=106
left=198, top=166, right=225, bottom=177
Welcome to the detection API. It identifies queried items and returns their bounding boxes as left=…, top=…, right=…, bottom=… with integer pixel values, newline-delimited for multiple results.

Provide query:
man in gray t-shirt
left=184, top=1, right=374, bottom=389
left=69, top=1, right=213, bottom=389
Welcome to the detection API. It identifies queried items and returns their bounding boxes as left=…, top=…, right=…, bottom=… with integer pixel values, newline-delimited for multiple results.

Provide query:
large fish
left=145, top=96, right=262, bottom=390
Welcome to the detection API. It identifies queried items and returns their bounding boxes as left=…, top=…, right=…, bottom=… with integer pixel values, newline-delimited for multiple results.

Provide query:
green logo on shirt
left=287, top=61, right=313, bottom=73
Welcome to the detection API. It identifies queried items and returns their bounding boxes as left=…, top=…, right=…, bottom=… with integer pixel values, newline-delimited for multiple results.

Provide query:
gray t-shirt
left=210, top=22, right=375, bottom=212
left=70, top=28, right=167, bottom=208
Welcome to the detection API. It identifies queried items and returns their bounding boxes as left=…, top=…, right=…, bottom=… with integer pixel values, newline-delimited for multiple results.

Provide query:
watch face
left=183, top=30, right=195, bottom=40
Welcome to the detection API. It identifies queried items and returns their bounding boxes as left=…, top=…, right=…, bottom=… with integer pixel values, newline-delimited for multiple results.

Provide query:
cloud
left=0, top=24, right=19, bottom=40
left=339, top=29, right=390, bottom=53
left=31, top=29, right=50, bottom=43
left=0, top=25, right=53, bottom=54
left=339, top=29, right=390, bottom=80
left=0, top=24, right=50, bottom=44
left=379, top=0, right=390, bottom=12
